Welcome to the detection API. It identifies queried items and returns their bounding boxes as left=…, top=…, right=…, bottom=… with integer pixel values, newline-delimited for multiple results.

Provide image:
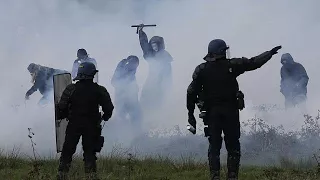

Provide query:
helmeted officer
left=56, top=62, right=114, bottom=180
left=186, top=39, right=281, bottom=180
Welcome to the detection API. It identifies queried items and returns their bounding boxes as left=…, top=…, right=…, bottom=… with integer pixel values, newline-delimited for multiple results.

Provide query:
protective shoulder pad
left=64, top=84, right=76, bottom=97
left=192, top=63, right=206, bottom=79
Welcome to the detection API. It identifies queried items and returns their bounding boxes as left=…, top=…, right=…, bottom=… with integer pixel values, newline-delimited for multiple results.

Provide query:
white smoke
left=0, top=0, right=320, bottom=162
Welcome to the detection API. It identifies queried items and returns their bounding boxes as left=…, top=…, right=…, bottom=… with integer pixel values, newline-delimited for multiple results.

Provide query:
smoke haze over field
left=0, top=0, right=320, bottom=161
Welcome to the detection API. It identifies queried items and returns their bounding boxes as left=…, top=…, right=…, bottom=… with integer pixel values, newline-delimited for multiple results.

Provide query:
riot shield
left=53, top=73, right=72, bottom=153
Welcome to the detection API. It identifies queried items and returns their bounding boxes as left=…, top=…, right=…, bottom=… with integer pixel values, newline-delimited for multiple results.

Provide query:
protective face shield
left=151, top=43, right=159, bottom=52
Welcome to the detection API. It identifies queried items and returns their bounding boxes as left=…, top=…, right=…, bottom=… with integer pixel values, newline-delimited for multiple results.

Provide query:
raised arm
left=138, top=29, right=153, bottom=59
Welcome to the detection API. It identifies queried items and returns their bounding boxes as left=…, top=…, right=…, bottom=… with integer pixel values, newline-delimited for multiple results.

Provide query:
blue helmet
left=74, top=62, right=98, bottom=81
left=203, top=39, right=229, bottom=60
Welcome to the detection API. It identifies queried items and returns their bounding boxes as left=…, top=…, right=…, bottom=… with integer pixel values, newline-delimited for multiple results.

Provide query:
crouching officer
left=56, top=62, right=114, bottom=180
left=186, top=39, right=281, bottom=180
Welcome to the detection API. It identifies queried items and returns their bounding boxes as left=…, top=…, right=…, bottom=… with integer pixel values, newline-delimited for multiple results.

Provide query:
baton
left=131, top=24, right=157, bottom=34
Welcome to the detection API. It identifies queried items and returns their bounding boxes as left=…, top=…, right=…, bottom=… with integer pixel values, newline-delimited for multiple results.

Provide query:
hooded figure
left=26, top=63, right=68, bottom=105
left=111, top=55, right=142, bottom=128
left=137, top=27, right=173, bottom=110
left=280, top=53, right=309, bottom=108
left=72, top=48, right=98, bottom=83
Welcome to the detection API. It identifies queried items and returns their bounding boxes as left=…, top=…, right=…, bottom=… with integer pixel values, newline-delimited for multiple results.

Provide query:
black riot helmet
left=74, top=62, right=98, bottom=81
left=203, top=39, right=229, bottom=60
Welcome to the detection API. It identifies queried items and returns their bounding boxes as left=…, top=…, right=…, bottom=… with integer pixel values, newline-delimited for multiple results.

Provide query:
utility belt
left=200, top=90, right=245, bottom=137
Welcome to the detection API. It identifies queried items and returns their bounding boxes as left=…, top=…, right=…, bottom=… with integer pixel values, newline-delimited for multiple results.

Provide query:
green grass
left=0, top=154, right=319, bottom=180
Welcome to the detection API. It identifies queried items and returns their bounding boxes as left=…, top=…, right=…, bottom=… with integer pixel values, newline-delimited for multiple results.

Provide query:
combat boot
left=84, top=161, right=99, bottom=180
left=210, top=170, right=220, bottom=180
left=208, top=144, right=221, bottom=180
left=57, top=160, right=70, bottom=180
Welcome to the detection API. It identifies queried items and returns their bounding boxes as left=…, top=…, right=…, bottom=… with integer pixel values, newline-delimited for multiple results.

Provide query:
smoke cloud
left=0, top=0, right=320, bottom=163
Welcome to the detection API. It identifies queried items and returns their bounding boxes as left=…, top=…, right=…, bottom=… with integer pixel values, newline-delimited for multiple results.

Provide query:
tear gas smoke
left=0, top=0, right=320, bottom=164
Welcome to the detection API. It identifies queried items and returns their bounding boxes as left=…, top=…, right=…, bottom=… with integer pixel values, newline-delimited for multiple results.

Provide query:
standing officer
left=186, top=39, right=281, bottom=180
left=56, top=62, right=114, bottom=180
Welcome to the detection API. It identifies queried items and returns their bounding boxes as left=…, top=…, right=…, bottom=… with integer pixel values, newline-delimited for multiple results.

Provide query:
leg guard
left=84, top=160, right=97, bottom=173
left=227, top=150, right=241, bottom=180
left=208, top=138, right=222, bottom=180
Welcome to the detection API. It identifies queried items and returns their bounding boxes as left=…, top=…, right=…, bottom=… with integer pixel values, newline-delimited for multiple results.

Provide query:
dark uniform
left=186, top=39, right=281, bottom=180
left=280, top=53, right=309, bottom=108
left=56, top=62, right=114, bottom=180
left=26, top=63, right=68, bottom=105
left=137, top=25, right=173, bottom=110
left=111, top=55, right=142, bottom=129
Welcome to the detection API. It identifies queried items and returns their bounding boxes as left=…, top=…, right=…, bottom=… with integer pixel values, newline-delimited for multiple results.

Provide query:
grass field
left=0, top=153, right=319, bottom=180
left=1, top=109, right=319, bottom=179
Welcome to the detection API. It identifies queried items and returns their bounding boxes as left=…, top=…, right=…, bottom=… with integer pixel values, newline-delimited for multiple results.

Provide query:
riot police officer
left=186, top=39, right=281, bottom=180
left=56, top=62, right=114, bottom=180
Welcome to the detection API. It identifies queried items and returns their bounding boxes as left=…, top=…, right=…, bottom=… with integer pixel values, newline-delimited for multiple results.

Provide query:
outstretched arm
left=26, top=84, right=38, bottom=97
left=138, top=30, right=153, bottom=59
left=231, top=45, right=281, bottom=76
left=230, top=51, right=274, bottom=76
left=26, top=73, right=45, bottom=97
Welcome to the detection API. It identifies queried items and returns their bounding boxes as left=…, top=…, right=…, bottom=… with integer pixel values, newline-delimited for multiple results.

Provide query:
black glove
left=188, top=112, right=196, bottom=129
left=270, top=45, right=282, bottom=55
